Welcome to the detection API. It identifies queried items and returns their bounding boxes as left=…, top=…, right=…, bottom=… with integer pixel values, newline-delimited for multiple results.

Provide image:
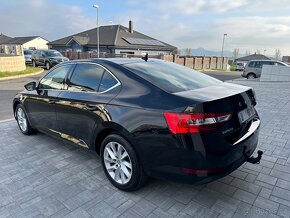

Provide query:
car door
left=55, top=62, right=121, bottom=149
left=24, top=64, right=74, bottom=136
left=34, top=50, right=41, bottom=65
left=39, top=51, right=47, bottom=66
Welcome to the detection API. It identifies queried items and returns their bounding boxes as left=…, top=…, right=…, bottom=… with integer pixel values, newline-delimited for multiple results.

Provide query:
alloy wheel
left=17, top=107, right=28, bottom=132
left=103, top=141, right=132, bottom=184
left=247, top=74, right=255, bottom=79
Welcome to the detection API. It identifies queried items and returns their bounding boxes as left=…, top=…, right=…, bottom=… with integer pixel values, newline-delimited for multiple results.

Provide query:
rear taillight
left=164, top=112, right=231, bottom=134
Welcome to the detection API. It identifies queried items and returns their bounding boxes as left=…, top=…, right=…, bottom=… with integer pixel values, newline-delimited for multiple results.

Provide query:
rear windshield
left=123, top=60, right=222, bottom=93
left=24, top=50, right=32, bottom=55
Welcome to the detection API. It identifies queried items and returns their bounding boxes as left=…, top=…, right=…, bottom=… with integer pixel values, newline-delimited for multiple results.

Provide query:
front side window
left=248, top=61, right=256, bottom=67
left=39, top=64, right=72, bottom=90
left=68, top=63, right=104, bottom=92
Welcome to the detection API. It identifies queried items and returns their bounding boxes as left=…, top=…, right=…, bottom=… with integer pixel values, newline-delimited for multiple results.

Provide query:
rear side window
left=68, top=63, right=104, bottom=92
left=39, top=64, right=72, bottom=90
left=99, top=71, right=119, bottom=92
left=124, top=60, right=222, bottom=93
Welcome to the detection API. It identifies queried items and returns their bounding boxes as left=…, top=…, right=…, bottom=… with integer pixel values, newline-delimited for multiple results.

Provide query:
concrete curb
left=0, top=68, right=44, bottom=81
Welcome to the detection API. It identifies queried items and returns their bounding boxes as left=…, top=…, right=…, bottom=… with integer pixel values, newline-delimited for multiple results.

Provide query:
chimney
left=129, top=20, right=133, bottom=33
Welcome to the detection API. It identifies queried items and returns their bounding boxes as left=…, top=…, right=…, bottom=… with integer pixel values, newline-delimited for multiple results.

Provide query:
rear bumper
left=139, top=119, right=260, bottom=184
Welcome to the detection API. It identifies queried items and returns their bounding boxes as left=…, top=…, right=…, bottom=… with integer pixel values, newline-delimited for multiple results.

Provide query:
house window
left=120, top=51, right=135, bottom=54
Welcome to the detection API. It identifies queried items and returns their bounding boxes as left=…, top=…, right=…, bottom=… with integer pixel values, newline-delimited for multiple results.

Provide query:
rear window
left=124, top=60, right=222, bottom=93
left=24, top=50, right=32, bottom=55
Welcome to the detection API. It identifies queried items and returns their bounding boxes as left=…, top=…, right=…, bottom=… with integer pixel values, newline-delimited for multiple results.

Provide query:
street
left=0, top=80, right=289, bottom=217
left=0, top=70, right=242, bottom=120
left=0, top=71, right=46, bottom=120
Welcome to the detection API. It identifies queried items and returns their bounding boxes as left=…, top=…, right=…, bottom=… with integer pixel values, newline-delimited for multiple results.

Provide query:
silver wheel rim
left=33, top=61, right=35, bottom=67
left=248, top=75, right=255, bottom=79
left=104, top=141, right=132, bottom=185
left=17, top=108, right=27, bottom=132
left=46, top=62, right=49, bottom=70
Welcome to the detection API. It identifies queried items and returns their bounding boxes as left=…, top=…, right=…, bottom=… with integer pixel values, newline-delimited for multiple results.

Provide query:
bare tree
left=233, top=48, right=239, bottom=60
left=185, top=48, right=192, bottom=57
left=245, top=50, right=251, bottom=55
left=275, top=49, right=282, bottom=60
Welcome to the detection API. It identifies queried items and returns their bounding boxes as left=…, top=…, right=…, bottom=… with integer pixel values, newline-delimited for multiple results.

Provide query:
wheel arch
left=93, top=122, right=134, bottom=155
left=13, top=100, right=21, bottom=117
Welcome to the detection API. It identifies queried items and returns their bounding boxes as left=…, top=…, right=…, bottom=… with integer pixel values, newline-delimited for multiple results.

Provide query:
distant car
left=31, top=49, right=69, bottom=70
left=242, top=60, right=289, bottom=79
left=24, top=49, right=33, bottom=64
left=235, top=62, right=245, bottom=71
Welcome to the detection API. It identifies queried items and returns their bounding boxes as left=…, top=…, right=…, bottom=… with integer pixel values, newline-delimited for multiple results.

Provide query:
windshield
left=44, top=51, right=63, bottom=57
left=124, top=60, right=222, bottom=93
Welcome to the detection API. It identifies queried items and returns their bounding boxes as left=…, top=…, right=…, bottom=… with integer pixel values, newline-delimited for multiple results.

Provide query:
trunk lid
left=174, top=83, right=257, bottom=146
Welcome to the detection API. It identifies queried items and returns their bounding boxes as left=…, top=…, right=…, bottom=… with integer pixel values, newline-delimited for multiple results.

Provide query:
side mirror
left=24, top=82, right=37, bottom=91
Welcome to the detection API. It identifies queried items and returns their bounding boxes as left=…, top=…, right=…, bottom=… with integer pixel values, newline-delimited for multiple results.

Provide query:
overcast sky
left=1, top=0, right=290, bottom=56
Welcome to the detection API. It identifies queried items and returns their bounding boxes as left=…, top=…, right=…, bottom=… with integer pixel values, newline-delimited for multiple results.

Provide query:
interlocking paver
left=0, top=81, right=290, bottom=217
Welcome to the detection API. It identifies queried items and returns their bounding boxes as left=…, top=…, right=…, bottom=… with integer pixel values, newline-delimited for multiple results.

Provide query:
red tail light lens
left=164, top=112, right=231, bottom=134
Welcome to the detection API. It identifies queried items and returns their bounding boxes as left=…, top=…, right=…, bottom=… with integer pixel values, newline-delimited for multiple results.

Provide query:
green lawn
left=0, top=67, right=41, bottom=78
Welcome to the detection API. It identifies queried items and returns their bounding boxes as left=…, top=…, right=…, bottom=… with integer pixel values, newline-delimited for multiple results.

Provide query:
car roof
left=65, top=58, right=163, bottom=66
left=249, top=60, right=279, bottom=62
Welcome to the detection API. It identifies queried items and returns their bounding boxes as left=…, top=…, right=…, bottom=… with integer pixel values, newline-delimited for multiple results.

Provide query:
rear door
left=55, top=62, right=121, bottom=148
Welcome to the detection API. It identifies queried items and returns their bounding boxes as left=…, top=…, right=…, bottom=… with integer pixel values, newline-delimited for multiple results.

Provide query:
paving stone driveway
left=0, top=81, right=290, bottom=218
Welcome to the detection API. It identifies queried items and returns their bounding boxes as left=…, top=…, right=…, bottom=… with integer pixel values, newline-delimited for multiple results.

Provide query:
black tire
left=32, top=60, right=37, bottom=67
left=100, top=134, right=147, bottom=191
left=15, top=104, right=36, bottom=135
left=45, top=62, right=50, bottom=70
left=247, top=73, right=256, bottom=79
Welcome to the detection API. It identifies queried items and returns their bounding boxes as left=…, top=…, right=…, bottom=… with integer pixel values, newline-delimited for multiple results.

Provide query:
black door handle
left=84, top=104, right=97, bottom=111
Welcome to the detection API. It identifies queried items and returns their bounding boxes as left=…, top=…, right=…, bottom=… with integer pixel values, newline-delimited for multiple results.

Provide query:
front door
left=24, top=64, right=74, bottom=135
left=56, top=63, right=120, bottom=148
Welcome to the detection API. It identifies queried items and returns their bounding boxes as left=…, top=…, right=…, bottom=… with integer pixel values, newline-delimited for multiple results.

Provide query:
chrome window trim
left=67, top=62, right=121, bottom=94
left=38, top=62, right=121, bottom=94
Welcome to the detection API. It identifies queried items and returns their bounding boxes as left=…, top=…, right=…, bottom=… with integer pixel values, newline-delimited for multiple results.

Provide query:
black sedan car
left=13, top=58, right=262, bottom=191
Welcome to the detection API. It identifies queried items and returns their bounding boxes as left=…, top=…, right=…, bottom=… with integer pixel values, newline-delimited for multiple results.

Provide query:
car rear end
left=157, top=83, right=260, bottom=183
left=122, top=59, right=261, bottom=184
left=236, top=62, right=245, bottom=71
left=24, top=50, right=33, bottom=64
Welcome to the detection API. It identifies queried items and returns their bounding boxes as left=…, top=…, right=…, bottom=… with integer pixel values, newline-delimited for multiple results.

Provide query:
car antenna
left=141, top=53, right=148, bottom=62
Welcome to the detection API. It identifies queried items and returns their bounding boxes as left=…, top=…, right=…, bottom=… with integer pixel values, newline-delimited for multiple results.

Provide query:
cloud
left=0, top=0, right=95, bottom=40
left=142, top=0, right=289, bottom=14
left=1, top=0, right=290, bottom=56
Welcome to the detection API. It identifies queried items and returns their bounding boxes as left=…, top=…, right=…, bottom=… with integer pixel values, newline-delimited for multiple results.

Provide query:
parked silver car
left=24, top=49, right=33, bottom=64
left=242, top=60, right=288, bottom=79
left=236, top=62, right=246, bottom=71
